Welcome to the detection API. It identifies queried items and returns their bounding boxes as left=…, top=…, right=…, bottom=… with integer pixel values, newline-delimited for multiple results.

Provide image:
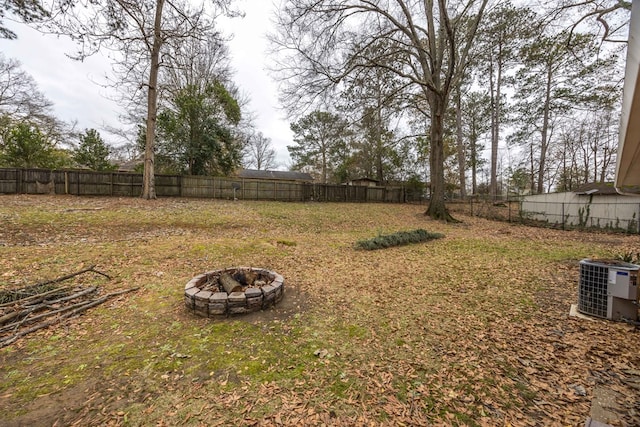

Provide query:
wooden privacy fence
left=0, top=168, right=405, bottom=203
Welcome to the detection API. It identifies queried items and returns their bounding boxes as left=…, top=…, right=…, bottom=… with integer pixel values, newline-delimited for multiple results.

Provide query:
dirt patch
left=2, top=378, right=103, bottom=427
left=238, top=283, right=309, bottom=323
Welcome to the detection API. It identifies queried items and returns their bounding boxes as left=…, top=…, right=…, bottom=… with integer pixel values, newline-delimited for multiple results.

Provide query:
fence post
left=638, top=204, right=640, bottom=235
left=562, top=203, right=565, bottom=230
left=16, top=168, right=23, bottom=194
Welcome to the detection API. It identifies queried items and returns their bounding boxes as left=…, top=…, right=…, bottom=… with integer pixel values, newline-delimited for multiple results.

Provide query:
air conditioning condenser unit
left=578, top=259, right=639, bottom=321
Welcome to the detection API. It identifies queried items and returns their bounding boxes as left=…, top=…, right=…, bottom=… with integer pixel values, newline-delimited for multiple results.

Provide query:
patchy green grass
left=0, top=195, right=639, bottom=426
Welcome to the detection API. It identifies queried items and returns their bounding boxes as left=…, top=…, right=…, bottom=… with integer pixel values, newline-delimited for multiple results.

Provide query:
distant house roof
left=574, top=182, right=619, bottom=195
left=236, top=169, right=313, bottom=182
left=117, top=158, right=143, bottom=173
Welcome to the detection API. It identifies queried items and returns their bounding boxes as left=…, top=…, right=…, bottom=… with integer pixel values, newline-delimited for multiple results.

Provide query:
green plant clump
left=616, top=251, right=640, bottom=264
left=355, top=229, right=444, bottom=250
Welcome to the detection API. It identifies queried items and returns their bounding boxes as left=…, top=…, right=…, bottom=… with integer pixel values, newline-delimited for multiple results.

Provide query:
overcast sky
left=0, top=0, right=294, bottom=169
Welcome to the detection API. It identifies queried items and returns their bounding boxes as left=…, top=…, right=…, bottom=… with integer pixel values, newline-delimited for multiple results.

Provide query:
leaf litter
left=0, top=195, right=638, bottom=426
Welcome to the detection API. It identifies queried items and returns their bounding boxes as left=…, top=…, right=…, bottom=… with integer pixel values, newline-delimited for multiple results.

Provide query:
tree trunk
left=489, top=57, right=498, bottom=200
left=530, top=143, right=535, bottom=193
left=455, top=87, right=466, bottom=198
left=537, top=66, right=552, bottom=195
left=425, top=93, right=455, bottom=221
left=471, top=143, right=477, bottom=195
left=376, top=120, right=384, bottom=183
left=561, top=136, right=568, bottom=191
left=321, top=147, right=327, bottom=184
left=375, top=86, right=384, bottom=183
left=141, top=0, right=165, bottom=200
left=470, top=118, right=477, bottom=195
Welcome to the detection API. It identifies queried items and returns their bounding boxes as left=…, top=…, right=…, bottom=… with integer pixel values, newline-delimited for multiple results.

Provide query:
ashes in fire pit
left=185, top=267, right=284, bottom=317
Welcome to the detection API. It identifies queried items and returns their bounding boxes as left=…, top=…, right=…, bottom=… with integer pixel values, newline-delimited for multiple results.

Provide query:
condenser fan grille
left=578, top=262, right=609, bottom=318
left=578, top=259, right=639, bottom=321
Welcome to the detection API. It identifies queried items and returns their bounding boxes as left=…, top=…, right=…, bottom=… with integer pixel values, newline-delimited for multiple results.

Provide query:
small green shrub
left=355, top=229, right=444, bottom=250
left=616, top=251, right=640, bottom=264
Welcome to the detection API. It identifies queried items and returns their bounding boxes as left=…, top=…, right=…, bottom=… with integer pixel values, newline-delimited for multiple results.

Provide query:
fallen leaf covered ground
left=0, top=195, right=638, bottom=426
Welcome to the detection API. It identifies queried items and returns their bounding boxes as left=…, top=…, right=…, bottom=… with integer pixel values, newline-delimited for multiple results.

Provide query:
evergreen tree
left=288, top=111, right=350, bottom=184
left=156, top=82, right=242, bottom=176
left=73, top=129, right=115, bottom=171
left=0, top=122, right=70, bottom=168
left=0, top=0, right=48, bottom=39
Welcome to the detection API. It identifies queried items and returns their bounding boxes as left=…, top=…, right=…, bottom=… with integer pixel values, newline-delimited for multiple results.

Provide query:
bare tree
left=244, top=131, right=278, bottom=170
left=0, top=53, right=71, bottom=148
left=0, top=54, right=53, bottom=123
left=545, top=0, right=631, bottom=43
left=272, top=0, right=489, bottom=220
left=44, top=0, right=236, bottom=198
left=161, top=31, right=234, bottom=99
left=341, top=49, right=410, bottom=184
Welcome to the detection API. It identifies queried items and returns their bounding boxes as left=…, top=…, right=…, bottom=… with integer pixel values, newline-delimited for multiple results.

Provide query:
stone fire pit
left=185, top=267, right=284, bottom=317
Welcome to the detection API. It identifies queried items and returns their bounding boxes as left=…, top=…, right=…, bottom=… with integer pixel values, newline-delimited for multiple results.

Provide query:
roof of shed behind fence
left=574, top=182, right=618, bottom=195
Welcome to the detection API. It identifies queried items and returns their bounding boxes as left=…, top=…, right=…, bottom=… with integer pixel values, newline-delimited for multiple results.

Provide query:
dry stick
left=0, top=310, right=22, bottom=326
left=0, top=265, right=111, bottom=308
left=64, top=207, right=104, bottom=212
left=0, top=289, right=104, bottom=333
left=10, top=310, right=32, bottom=333
left=0, top=286, right=74, bottom=309
left=0, top=287, right=128, bottom=335
left=33, top=264, right=112, bottom=285
left=85, top=266, right=112, bottom=281
left=26, top=286, right=98, bottom=308
left=0, top=287, right=139, bottom=348
left=0, top=286, right=99, bottom=328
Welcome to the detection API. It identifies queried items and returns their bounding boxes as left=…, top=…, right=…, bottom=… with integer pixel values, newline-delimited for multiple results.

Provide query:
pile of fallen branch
left=0, top=265, right=138, bottom=348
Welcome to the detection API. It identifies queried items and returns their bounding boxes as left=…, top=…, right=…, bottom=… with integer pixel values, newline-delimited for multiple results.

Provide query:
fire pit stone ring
left=185, top=267, right=284, bottom=317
